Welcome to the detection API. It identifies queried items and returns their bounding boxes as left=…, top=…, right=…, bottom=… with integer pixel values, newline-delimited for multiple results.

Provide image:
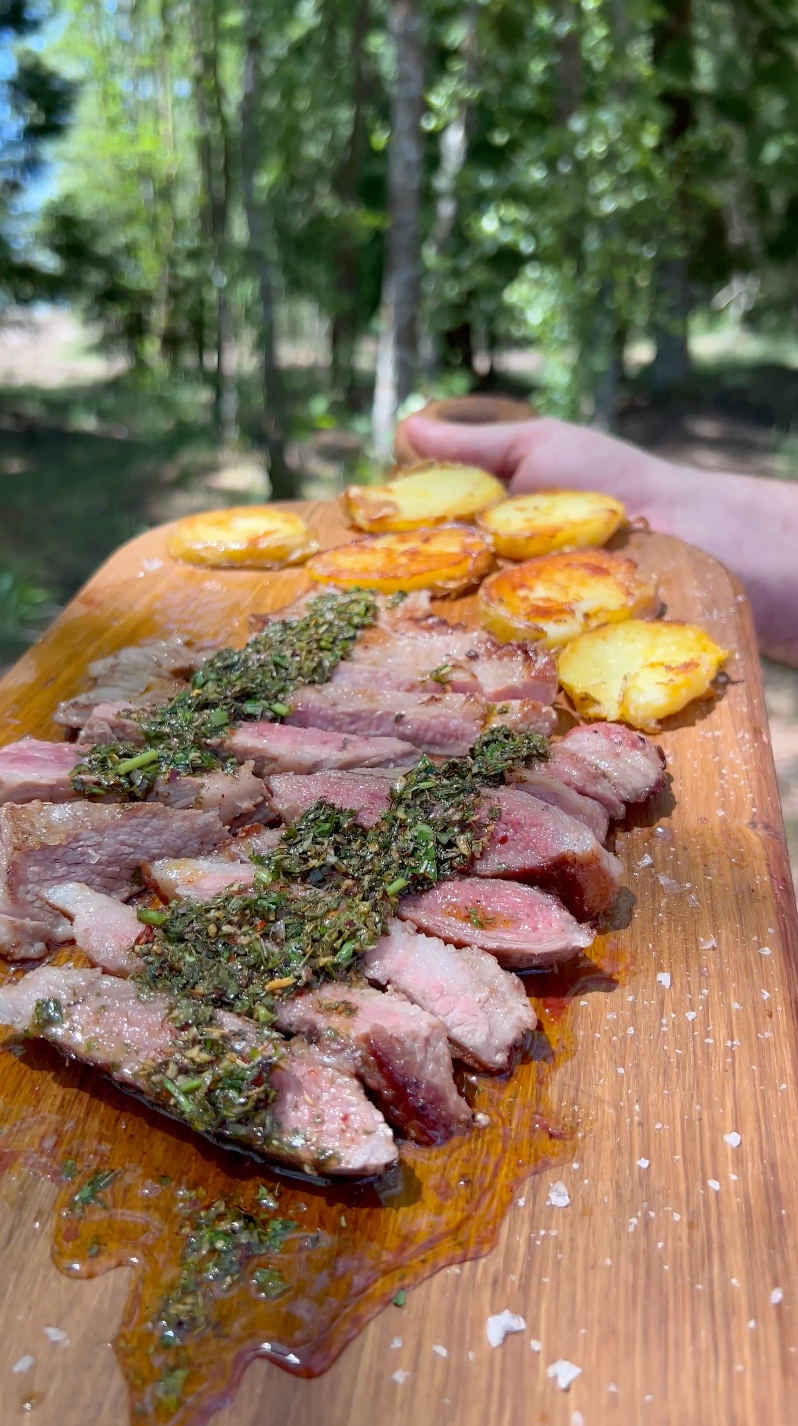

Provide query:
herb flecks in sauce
left=70, top=592, right=379, bottom=800
left=154, top=1194, right=296, bottom=1355
left=69, top=1168, right=118, bottom=1217
left=144, top=1020, right=282, bottom=1143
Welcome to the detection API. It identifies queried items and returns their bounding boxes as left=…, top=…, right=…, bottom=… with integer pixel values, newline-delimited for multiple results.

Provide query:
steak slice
left=150, top=762, right=270, bottom=826
left=486, top=700, right=557, bottom=737
left=364, top=919, right=536, bottom=1071
left=42, top=882, right=141, bottom=974
left=229, top=827, right=283, bottom=860
left=276, top=983, right=470, bottom=1144
left=560, top=723, right=666, bottom=806
left=268, top=1038, right=398, bottom=1175
left=54, top=634, right=206, bottom=730
left=473, top=788, right=621, bottom=919
left=397, top=877, right=594, bottom=968
left=76, top=702, right=147, bottom=747
left=0, top=800, right=229, bottom=959
left=286, top=685, right=486, bottom=757
left=0, top=738, right=80, bottom=805
left=1, top=739, right=269, bottom=829
left=266, top=771, right=392, bottom=828
left=223, top=721, right=419, bottom=777
left=506, top=769, right=610, bottom=843
left=333, top=622, right=557, bottom=704
left=143, top=856, right=257, bottom=902
left=546, top=745, right=625, bottom=819
left=0, top=966, right=396, bottom=1175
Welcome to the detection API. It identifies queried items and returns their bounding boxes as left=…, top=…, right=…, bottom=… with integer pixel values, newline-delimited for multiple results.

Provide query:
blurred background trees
left=2, top=0, right=797, bottom=451
left=2, top=0, right=798, bottom=627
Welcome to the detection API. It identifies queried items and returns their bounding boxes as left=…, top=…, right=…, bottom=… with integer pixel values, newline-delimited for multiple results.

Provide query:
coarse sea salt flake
left=698, top=936, right=717, bottom=951
left=12, top=1356, right=34, bottom=1374
left=432, top=1344, right=448, bottom=1358
left=771, top=1288, right=784, bottom=1305
left=707, top=1179, right=721, bottom=1192
left=572, top=1413, right=585, bottom=1426
left=547, top=1359, right=582, bottom=1391
left=547, top=1180, right=571, bottom=1208
left=637, top=1158, right=650, bottom=1169
left=724, top=1132, right=741, bottom=1148
left=486, top=1311, right=526, bottom=1347
left=392, top=1369, right=410, bottom=1384
left=43, top=1327, right=67, bottom=1344
left=530, top=1339, right=542, bottom=1352
left=390, top=1337, right=402, bottom=1349
left=657, top=972, right=671, bottom=989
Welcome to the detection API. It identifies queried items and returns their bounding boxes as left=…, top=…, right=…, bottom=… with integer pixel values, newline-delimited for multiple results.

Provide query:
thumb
left=398, top=414, right=536, bottom=483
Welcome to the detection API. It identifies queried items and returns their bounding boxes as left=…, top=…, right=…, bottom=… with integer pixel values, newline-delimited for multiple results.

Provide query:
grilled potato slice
left=344, top=462, right=505, bottom=533
left=306, top=524, right=495, bottom=595
left=167, top=506, right=318, bottom=569
left=477, top=489, right=625, bottom=559
left=478, top=549, right=658, bottom=648
left=557, top=619, right=728, bottom=731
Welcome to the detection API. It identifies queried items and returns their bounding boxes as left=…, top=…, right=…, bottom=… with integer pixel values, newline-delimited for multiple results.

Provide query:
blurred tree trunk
left=241, top=4, right=292, bottom=497
left=331, top=0, right=371, bottom=408
left=420, top=0, right=478, bottom=380
left=193, top=0, right=238, bottom=444
left=649, top=0, right=693, bottom=395
left=371, top=0, right=425, bottom=462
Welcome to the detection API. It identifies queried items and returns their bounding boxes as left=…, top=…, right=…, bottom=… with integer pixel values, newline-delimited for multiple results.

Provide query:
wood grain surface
left=0, top=505, right=796, bottom=1426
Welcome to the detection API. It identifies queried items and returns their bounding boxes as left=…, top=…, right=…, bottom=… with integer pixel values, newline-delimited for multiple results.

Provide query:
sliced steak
left=507, top=769, right=610, bottom=843
left=230, top=826, right=283, bottom=860
left=364, top=919, right=536, bottom=1071
left=0, top=800, right=229, bottom=959
left=486, top=700, right=557, bottom=737
left=0, top=966, right=396, bottom=1175
left=338, top=620, right=557, bottom=704
left=223, top=721, right=418, bottom=776
left=276, top=983, right=470, bottom=1144
left=0, top=738, right=80, bottom=805
left=54, top=635, right=206, bottom=730
left=560, top=723, right=666, bottom=806
left=143, top=856, right=257, bottom=902
left=150, top=762, right=270, bottom=826
left=473, top=788, right=622, bottom=919
left=268, top=1037, right=398, bottom=1174
left=397, top=876, right=594, bottom=968
left=42, top=882, right=141, bottom=974
left=545, top=744, right=625, bottom=819
left=266, top=771, right=391, bottom=828
left=76, top=702, right=147, bottom=747
left=286, top=685, right=486, bottom=757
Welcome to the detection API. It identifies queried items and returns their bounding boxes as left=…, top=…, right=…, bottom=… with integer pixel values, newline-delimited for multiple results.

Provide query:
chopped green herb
left=392, top=1289, right=406, bottom=1307
left=136, top=907, right=169, bottom=927
left=61, top=1158, right=77, bottom=1181
left=70, top=592, right=379, bottom=801
left=154, top=1196, right=297, bottom=1349
left=155, top=1368, right=188, bottom=1405
left=33, top=997, right=63, bottom=1029
left=69, top=1168, right=118, bottom=1217
left=87, top=1234, right=101, bottom=1258
left=252, top=1266, right=288, bottom=1298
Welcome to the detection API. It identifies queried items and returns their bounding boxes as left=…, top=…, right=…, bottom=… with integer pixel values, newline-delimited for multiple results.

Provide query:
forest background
left=2, top=0, right=798, bottom=873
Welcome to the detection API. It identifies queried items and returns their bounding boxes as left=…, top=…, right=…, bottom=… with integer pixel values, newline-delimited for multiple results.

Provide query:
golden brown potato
left=557, top=619, right=728, bottom=730
left=306, top=524, right=495, bottom=595
left=344, top=462, right=506, bottom=533
left=477, top=488, right=625, bottom=559
left=167, top=506, right=318, bottom=569
left=478, top=548, right=658, bottom=648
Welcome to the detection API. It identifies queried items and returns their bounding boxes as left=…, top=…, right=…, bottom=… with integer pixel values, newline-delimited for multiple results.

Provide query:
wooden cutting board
left=0, top=504, right=797, bottom=1426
